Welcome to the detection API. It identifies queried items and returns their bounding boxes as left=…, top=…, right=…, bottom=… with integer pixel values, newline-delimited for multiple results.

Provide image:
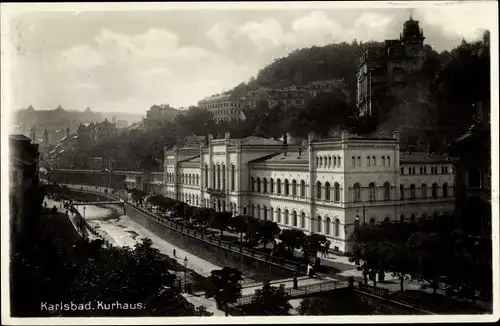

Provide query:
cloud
left=207, top=22, right=232, bottom=50
left=53, top=27, right=256, bottom=110
left=416, top=6, right=493, bottom=42
left=206, top=7, right=492, bottom=54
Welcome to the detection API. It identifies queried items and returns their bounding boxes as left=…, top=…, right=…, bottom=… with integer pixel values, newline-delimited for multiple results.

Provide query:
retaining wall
left=124, top=203, right=297, bottom=280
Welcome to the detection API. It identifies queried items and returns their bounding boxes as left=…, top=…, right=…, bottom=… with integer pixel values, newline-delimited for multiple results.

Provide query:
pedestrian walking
left=307, top=264, right=313, bottom=278
left=173, top=248, right=176, bottom=257
left=293, top=276, right=298, bottom=290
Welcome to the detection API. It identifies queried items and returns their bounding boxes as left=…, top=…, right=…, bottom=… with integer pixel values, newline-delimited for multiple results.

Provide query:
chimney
left=283, top=132, right=288, bottom=156
left=225, top=132, right=231, bottom=140
left=298, top=148, right=302, bottom=157
left=308, top=132, right=315, bottom=144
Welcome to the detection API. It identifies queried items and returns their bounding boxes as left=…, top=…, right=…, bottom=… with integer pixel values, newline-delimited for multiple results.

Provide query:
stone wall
left=124, top=203, right=297, bottom=281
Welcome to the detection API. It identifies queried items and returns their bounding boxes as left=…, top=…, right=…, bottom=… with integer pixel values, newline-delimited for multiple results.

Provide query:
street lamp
left=183, top=256, right=188, bottom=292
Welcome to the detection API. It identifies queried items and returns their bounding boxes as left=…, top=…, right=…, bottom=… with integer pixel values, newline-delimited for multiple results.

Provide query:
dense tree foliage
left=11, top=210, right=210, bottom=317
left=247, top=283, right=292, bottom=315
left=349, top=218, right=492, bottom=301
left=204, top=267, right=243, bottom=316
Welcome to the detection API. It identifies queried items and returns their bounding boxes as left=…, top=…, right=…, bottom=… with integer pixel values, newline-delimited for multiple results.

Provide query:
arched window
left=284, top=179, right=290, bottom=195
left=368, top=182, right=376, bottom=201
left=325, top=182, right=331, bottom=200
left=325, top=217, right=331, bottom=235
left=357, top=156, right=361, bottom=167
left=333, top=156, right=337, bottom=167
left=263, top=206, right=267, bottom=220
left=383, top=182, right=390, bottom=200
left=382, top=156, right=385, bottom=166
left=277, top=179, right=282, bottom=194
left=270, top=208, right=274, bottom=222
left=410, top=214, right=416, bottom=224
left=369, top=218, right=376, bottom=226
left=421, top=184, right=428, bottom=198
left=328, top=156, right=332, bottom=168
left=270, top=178, right=274, bottom=194
left=432, top=183, right=438, bottom=198
left=335, top=219, right=340, bottom=236
left=319, top=157, right=323, bottom=168
left=334, top=183, right=340, bottom=202
left=317, top=215, right=323, bottom=233
left=367, top=156, right=371, bottom=167
left=316, top=181, right=322, bottom=199
left=410, top=184, right=416, bottom=199
left=217, top=165, right=221, bottom=189
left=257, top=205, right=261, bottom=219
left=316, top=157, right=319, bottom=167
left=222, top=165, right=226, bottom=189
left=250, top=177, right=255, bottom=192
left=442, top=183, right=448, bottom=197
left=292, top=210, right=298, bottom=226
left=352, top=156, right=356, bottom=167
left=300, top=180, right=306, bottom=197
left=205, top=164, right=209, bottom=187
left=292, top=180, right=297, bottom=196
left=387, top=156, right=391, bottom=166
left=277, top=208, right=281, bottom=223
left=231, top=165, right=235, bottom=191
left=400, top=184, right=404, bottom=199
left=338, top=156, right=342, bottom=166
left=256, top=178, right=261, bottom=192
left=353, top=183, right=361, bottom=202
left=284, top=209, right=289, bottom=225
left=301, top=212, right=306, bottom=228
left=263, top=178, right=267, bottom=193
left=372, top=156, right=376, bottom=166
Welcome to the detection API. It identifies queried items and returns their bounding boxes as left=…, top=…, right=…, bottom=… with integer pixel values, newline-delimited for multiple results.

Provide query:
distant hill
left=229, top=41, right=383, bottom=102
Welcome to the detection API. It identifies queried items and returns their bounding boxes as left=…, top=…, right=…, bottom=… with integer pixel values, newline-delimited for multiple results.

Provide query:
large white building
left=162, top=132, right=455, bottom=253
left=197, top=94, right=244, bottom=123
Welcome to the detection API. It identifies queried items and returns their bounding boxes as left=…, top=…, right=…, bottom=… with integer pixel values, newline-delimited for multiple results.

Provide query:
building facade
left=144, top=104, right=180, bottom=129
left=197, top=94, right=244, bottom=123
left=162, top=132, right=455, bottom=253
left=356, top=17, right=426, bottom=118
left=9, top=134, right=41, bottom=239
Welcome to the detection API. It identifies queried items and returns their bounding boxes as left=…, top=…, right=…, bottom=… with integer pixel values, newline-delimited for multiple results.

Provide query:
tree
left=204, top=267, right=243, bottom=316
left=302, top=233, right=327, bottom=263
left=230, top=215, right=249, bottom=244
left=210, top=211, right=232, bottom=238
left=147, top=194, right=167, bottom=214
left=349, top=225, right=387, bottom=286
left=278, top=229, right=306, bottom=258
left=244, top=216, right=262, bottom=246
left=194, top=208, right=212, bottom=231
left=258, top=220, right=281, bottom=249
left=248, top=284, right=292, bottom=315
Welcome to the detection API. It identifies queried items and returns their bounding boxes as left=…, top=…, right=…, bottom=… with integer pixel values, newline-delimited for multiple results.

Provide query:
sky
left=3, top=1, right=497, bottom=114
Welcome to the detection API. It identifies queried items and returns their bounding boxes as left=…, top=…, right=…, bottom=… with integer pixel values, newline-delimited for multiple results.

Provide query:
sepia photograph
left=1, top=1, right=498, bottom=324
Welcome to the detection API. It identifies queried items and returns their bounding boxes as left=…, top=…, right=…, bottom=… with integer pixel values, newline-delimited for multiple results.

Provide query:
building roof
left=250, top=151, right=308, bottom=165
left=240, top=136, right=284, bottom=146
left=400, top=152, right=452, bottom=163
left=10, top=134, right=31, bottom=141
left=179, top=155, right=200, bottom=164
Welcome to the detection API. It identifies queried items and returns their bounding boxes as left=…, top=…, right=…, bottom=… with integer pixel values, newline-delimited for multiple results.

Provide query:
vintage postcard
left=1, top=1, right=498, bottom=324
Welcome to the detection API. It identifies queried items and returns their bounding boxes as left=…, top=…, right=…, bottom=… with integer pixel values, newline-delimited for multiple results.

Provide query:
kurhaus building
left=163, top=132, right=455, bottom=253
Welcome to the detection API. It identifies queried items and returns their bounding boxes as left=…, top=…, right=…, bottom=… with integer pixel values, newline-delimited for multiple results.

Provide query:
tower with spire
left=356, top=11, right=427, bottom=119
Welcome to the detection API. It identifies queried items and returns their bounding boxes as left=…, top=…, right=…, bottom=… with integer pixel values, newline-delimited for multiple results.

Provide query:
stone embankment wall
left=124, top=203, right=297, bottom=280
